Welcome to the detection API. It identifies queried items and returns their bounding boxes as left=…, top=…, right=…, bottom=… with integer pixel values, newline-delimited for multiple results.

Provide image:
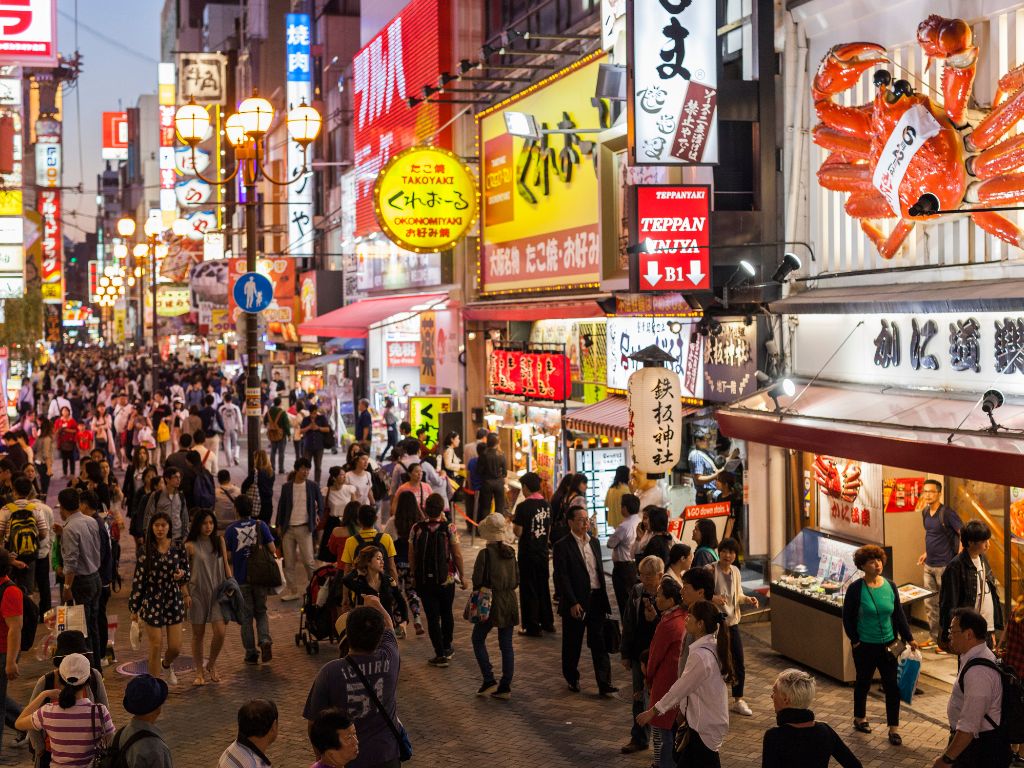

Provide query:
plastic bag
left=129, top=618, right=141, bottom=651
left=897, top=647, right=922, bottom=704
left=272, top=558, right=287, bottom=595
left=35, top=609, right=57, bottom=661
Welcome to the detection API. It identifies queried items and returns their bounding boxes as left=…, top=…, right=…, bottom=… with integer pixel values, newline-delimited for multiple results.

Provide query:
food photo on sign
left=813, top=455, right=884, bottom=544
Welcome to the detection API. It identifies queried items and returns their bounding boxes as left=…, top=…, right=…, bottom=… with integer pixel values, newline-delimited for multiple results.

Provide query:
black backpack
left=193, top=470, right=216, bottom=509
left=352, top=531, right=390, bottom=563
left=371, top=466, right=389, bottom=502
left=6, top=506, right=39, bottom=560
left=958, top=656, right=1024, bottom=744
left=94, top=724, right=160, bottom=768
left=413, top=522, right=451, bottom=587
left=0, top=581, right=38, bottom=652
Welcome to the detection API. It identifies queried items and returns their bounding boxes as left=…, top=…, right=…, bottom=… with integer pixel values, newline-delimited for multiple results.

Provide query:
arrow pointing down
left=644, top=260, right=662, bottom=287
left=687, top=260, right=706, bottom=285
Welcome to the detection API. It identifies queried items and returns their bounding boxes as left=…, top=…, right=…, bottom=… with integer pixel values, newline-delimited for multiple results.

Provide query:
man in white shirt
left=934, top=608, right=1009, bottom=768
left=46, top=391, right=71, bottom=420
left=219, top=394, right=244, bottom=467
left=607, top=493, right=642, bottom=616
left=271, top=458, right=323, bottom=602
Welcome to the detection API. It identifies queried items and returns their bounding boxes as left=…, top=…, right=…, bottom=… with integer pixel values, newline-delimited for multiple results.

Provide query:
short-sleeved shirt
left=356, top=410, right=372, bottom=441
left=31, top=699, right=115, bottom=767
left=224, top=519, right=275, bottom=585
left=341, top=528, right=397, bottom=565
left=303, top=631, right=400, bottom=768
left=301, top=415, right=329, bottom=452
left=687, top=448, right=720, bottom=499
left=923, top=504, right=963, bottom=567
left=0, top=576, right=21, bottom=653
left=513, top=498, right=550, bottom=558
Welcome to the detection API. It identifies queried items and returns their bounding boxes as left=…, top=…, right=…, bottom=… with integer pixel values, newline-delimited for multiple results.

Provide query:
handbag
left=345, top=657, right=412, bottom=761
left=463, top=549, right=492, bottom=623
left=247, top=540, right=282, bottom=589
left=56, top=602, right=87, bottom=637
left=896, top=647, right=923, bottom=704
left=603, top=617, right=622, bottom=654
left=244, top=473, right=262, bottom=518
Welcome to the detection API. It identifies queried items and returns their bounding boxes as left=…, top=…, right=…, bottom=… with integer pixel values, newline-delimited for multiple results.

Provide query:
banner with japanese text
left=814, top=455, right=884, bottom=545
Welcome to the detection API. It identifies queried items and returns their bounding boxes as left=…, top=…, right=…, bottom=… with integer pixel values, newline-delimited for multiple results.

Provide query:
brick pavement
left=0, top=446, right=955, bottom=766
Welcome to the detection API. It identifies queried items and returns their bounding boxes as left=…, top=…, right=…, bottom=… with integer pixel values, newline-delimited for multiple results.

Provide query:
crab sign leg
left=860, top=219, right=915, bottom=260
left=814, top=102, right=872, bottom=137
left=968, top=85, right=1024, bottom=151
left=817, top=163, right=873, bottom=193
left=845, top=190, right=894, bottom=218
left=812, top=125, right=871, bottom=159
left=994, top=62, right=1024, bottom=105
left=970, top=135, right=1024, bottom=179
left=916, top=15, right=977, bottom=126
left=971, top=211, right=1024, bottom=249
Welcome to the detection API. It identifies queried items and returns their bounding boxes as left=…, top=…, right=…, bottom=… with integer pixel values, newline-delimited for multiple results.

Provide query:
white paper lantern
left=628, top=366, right=683, bottom=476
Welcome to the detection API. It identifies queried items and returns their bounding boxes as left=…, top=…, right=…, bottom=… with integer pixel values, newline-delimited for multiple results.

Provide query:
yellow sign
left=408, top=395, right=451, bottom=448
left=373, top=145, right=478, bottom=254
left=477, top=52, right=608, bottom=294
left=113, top=308, right=126, bottom=342
left=156, top=285, right=191, bottom=317
left=0, top=191, right=22, bottom=217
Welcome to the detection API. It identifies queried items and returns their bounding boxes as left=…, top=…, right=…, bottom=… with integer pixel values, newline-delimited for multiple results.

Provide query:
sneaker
left=477, top=680, right=498, bottom=696
left=260, top=642, right=272, bottom=663
left=491, top=683, right=511, bottom=700
left=427, top=656, right=450, bottom=668
left=444, top=648, right=455, bottom=659
left=599, top=686, right=619, bottom=697
left=163, top=662, right=178, bottom=686
left=732, top=699, right=753, bottom=717
left=917, top=639, right=935, bottom=649
left=244, top=652, right=260, bottom=665
left=280, top=592, right=300, bottom=602
left=395, top=625, right=407, bottom=639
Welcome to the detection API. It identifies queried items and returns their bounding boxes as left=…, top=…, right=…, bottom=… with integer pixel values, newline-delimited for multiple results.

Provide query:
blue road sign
left=233, top=271, right=274, bottom=313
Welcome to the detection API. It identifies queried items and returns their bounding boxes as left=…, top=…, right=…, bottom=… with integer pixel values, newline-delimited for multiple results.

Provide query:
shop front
left=718, top=311, right=1024, bottom=682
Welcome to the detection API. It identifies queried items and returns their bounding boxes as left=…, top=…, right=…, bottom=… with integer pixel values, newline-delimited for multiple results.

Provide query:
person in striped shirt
left=16, top=653, right=114, bottom=767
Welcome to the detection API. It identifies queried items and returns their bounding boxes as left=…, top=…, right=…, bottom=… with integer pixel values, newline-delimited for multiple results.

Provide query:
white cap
left=58, top=653, right=92, bottom=686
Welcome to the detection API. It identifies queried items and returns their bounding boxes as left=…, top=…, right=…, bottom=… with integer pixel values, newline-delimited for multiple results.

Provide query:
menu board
left=574, top=447, right=627, bottom=540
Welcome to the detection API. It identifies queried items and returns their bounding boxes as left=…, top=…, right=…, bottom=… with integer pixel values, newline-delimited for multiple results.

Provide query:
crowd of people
left=0, top=347, right=1016, bottom=768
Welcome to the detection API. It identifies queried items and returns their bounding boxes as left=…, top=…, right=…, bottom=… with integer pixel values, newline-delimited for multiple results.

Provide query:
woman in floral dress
left=128, top=511, right=191, bottom=685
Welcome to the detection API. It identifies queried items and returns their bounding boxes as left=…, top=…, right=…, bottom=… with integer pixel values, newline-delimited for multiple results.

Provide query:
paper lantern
left=628, top=366, right=682, bottom=476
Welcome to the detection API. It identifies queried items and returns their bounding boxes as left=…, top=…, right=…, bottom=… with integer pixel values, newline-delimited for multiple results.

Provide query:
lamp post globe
left=116, top=217, right=136, bottom=237
left=238, top=95, right=274, bottom=137
left=287, top=101, right=322, bottom=145
left=132, top=243, right=148, bottom=258
left=225, top=113, right=247, bottom=147
left=143, top=217, right=162, bottom=238
left=174, top=99, right=210, bottom=145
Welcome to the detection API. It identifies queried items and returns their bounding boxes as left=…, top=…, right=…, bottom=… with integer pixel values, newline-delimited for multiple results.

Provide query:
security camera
left=981, top=389, right=1004, bottom=414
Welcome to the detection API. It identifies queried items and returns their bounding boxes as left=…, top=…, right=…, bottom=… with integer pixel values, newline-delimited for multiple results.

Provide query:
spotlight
left=908, top=193, right=940, bottom=217
left=771, top=252, right=802, bottom=283
left=667, top=321, right=682, bottom=334
left=981, top=389, right=1004, bottom=414
left=422, top=85, right=437, bottom=99
left=481, top=42, right=505, bottom=58
left=459, top=59, right=475, bottom=75
left=504, top=29, right=527, bottom=45
left=582, top=333, right=594, bottom=349
left=439, top=72, right=457, bottom=87
left=756, top=372, right=796, bottom=412
left=726, top=260, right=756, bottom=288
left=406, top=96, right=420, bottom=108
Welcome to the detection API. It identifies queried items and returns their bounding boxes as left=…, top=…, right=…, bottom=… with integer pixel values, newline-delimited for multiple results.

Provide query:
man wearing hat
left=115, top=674, right=172, bottom=767
left=688, top=430, right=726, bottom=505
left=512, top=472, right=554, bottom=637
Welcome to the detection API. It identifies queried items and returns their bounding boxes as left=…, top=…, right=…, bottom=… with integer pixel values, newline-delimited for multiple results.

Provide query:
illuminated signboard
left=286, top=13, right=313, bottom=256
left=0, top=0, right=57, bottom=68
left=634, top=185, right=711, bottom=291
left=488, top=348, right=569, bottom=402
left=158, top=62, right=176, bottom=213
left=34, top=139, right=58, bottom=187
left=38, top=188, right=60, bottom=302
left=101, top=111, right=128, bottom=160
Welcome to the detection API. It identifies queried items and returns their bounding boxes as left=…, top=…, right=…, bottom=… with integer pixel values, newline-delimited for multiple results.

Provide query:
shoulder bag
left=863, top=580, right=905, bottom=659
left=463, top=548, right=492, bottom=624
left=344, top=657, right=412, bottom=761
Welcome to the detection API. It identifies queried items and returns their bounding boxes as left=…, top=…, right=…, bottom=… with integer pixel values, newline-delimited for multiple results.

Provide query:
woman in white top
left=711, top=537, right=760, bottom=718
left=325, top=466, right=356, bottom=517
left=345, top=453, right=375, bottom=506
left=440, top=432, right=464, bottom=477
left=637, top=600, right=735, bottom=768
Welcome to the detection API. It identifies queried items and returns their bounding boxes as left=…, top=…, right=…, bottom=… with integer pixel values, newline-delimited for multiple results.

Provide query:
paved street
left=1, top=449, right=953, bottom=767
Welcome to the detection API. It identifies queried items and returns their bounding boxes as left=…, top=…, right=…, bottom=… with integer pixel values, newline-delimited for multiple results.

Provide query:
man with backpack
left=113, top=673, right=172, bottom=767
left=340, top=504, right=399, bottom=582
left=937, top=607, right=1014, bottom=768
left=188, top=450, right=217, bottom=511
left=916, top=479, right=963, bottom=653
left=0, top=476, right=50, bottom=593
left=199, top=395, right=225, bottom=473
left=409, top=493, right=465, bottom=667
left=225, top=496, right=278, bottom=665
left=264, top=397, right=290, bottom=474
left=219, top=393, right=244, bottom=468
left=143, top=468, right=190, bottom=544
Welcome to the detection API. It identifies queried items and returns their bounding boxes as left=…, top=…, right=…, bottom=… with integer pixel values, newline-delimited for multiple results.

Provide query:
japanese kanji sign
left=286, top=13, right=313, bottom=256
left=627, top=0, right=718, bottom=164
left=387, top=341, right=421, bottom=368
left=38, top=188, right=60, bottom=302
left=176, top=52, right=227, bottom=105
left=101, top=111, right=128, bottom=160
left=628, top=365, right=682, bottom=475
left=374, top=145, right=478, bottom=254
left=0, top=0, right=56, bottom=67
left=487, top=349, right=568, bottom=403
left=408, top=395, right=451, bottom=448
left=814, top=455, right=884, bottom=545
left=634, top=185, right=711, bottom=291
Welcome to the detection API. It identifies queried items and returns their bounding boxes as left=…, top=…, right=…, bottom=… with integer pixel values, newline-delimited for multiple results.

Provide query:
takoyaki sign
left=813, top=455, right=884, bottom=545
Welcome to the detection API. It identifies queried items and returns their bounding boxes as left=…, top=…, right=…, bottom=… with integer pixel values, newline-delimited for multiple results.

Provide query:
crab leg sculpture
left=813, top=15, right=1024, bottom=259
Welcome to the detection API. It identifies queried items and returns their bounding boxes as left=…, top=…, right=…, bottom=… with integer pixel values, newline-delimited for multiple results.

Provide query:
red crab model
left=813, top=15, right=1024, bottom=259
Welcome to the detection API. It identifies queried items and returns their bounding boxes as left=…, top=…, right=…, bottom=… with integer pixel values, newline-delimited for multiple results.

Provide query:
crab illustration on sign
left=813, top=15, right=1024, bottom=259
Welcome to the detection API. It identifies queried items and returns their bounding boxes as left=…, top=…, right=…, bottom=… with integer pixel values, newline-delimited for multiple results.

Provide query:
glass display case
left=770, top=528, right=880, bottom=611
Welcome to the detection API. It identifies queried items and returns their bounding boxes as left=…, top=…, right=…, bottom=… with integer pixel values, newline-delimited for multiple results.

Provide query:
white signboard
left=34, top=141, right=59, bottom=187
left=176, top=52, right=227, bottom=105
left=606, top=316, right=703, bottom=400
left=0, top=78, right=20, bottom=106
left=0, top=217, right=22, bottom=244
left=0, top=0, right=57, bottom=67
left=0, top=276, right=24, bottom=298
left=815, top=456, right=884, bottom=545
left=629, top=0, right=718, bottom=164
left=0, top=245, right=24, bottom=271
left=792, top=312, right=1024, bottom=398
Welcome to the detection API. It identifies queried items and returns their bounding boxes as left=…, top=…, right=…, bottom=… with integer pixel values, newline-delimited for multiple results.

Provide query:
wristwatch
left=940, top=754, right=955, bottom=765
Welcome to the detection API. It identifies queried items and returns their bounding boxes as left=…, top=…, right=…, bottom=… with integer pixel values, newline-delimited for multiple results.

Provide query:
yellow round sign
left=373, top=146, right=479, bottom=254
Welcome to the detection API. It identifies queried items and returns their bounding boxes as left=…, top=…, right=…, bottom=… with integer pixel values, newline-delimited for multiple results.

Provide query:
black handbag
left=247, top=540, right=281, bottom=589
left=603, top=617, right=621, bottom=654
left=345, top=658, right=412, bottom=761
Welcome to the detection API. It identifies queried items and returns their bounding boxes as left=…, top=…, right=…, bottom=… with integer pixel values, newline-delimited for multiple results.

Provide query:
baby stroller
left=296, top=564, right=345, bottom=654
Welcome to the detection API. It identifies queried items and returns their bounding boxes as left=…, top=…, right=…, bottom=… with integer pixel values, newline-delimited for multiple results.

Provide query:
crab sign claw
left=916, top=15, right=977, bottom=126
left=812, top=43, right=888, bottom=103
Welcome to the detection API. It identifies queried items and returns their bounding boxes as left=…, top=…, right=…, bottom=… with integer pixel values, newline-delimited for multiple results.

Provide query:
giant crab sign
left=813, top=15, right=1024, bottom=259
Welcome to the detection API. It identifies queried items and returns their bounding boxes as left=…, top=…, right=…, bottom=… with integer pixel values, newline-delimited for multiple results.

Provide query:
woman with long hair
left=345, top=452, right=375, bottom=507
left=342, top=547, right=407, bottom=628
left=384, top=490, right=424, bottom=636
left=122, top=446, right=154, bottom=523
left=129, top=468, right=160, bottom=547
left=34, top=417, right=54, bottom=496
left=91, top=406, right=113, bottom=462
left=637, top=600, right=735, bottom=767
left=327, top=500, right=362, bottom=567
left=692, top=518, right=721, bottom=568
left=394, top=462, right=430, bottom=511
left=440, top=431, right=464, bottom=477
left=246, top=449, right=275, bottom=525
left=645, top=577, right=688, bottom=767
left=185, top=509, right=232, bottom=685
left=54, top=406, right=78, bottom=478
left=605, top=465, right=632, bottom=529
left=128, top=512, right=191, bottom=685
left=16, top=653, right=114, bottom=765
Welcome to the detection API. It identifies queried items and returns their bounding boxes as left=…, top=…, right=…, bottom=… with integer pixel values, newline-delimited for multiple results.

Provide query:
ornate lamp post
left=174, top=92, right=321, bottom=474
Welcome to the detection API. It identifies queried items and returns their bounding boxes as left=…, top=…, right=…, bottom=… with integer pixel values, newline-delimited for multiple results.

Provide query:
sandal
left=205, top=666, right=220, bottom=683
left=888, top=733, right=902, bottom=746
left=192, top=674, right=205, bottom=686
left=853, top=721, right=872, bottom=734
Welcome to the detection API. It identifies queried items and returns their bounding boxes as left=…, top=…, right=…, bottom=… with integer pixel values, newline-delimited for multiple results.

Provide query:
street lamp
left=175, top=90, right=321, bottom=475
left=116, top=217, right=136, bottom=238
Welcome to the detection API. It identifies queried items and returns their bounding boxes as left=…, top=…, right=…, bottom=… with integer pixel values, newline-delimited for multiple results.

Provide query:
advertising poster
left=1010, top=487, right=1024, bottom=544
left=408, top=395, right=451, bottom=447
left=883, top=477, right=924, bottom=513
left=814, top=455, right=884, bottom=545
left=606, top=316, right=703, bottom=400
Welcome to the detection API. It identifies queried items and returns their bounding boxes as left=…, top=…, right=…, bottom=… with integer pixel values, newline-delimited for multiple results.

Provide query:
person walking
left=475, top=433, right=507, bottom=518
left=512, top=472, right=554, bottom=637
left=265, top=397, right=290, bottom=474
left=54, top=407, right=78, bottom=478
left=345, top=453, right=375, bottom=507
left=355, top=398, right=373, bottom=448
left=142, top=467, right=190, bottom=544
left=763, top=668, right=863, bottom=768
left=553, top=503, right=616, bottom=696
left=342, top=548, right=407, bottom=633
left=385, top=490, right=423, bottom=636
left=915, top=479, right=963, bottom=652
left=934, top=607, right=1012, bottom=768
left=198, top=395, right=224, bottom=473
left=394, top=463, right=430, bottom=512
left=379, top=397, right=399, bottom=461
left=842, top=544, right=916, bottom=745
left=185, top=509, right=232, bottom=685
left=115, top=674, right=173, bottom=768
left=128, top=512, right=191, bottom=685
left=301, top=404, right=331, bottom=484
left=471, top=512, right=519, bottom=699
left=410, top=493, right=465, bottom=667
left=241, top=450, right=276, bottom=526
left=34, top=418, right=54, bottom=497
left=0, top=475, right=51, bottom=593
left=940, top=520, right=1004, bottom=650
left=225, top=496, right=277, bottom=665
left=711, top=537, right=760, bottom=718
left=608, top=493, right=642, bottom=616
left=58, top=488, right=105, bottom=669
left=646, top=577, right=688, bottom=768
left=219, top=394, right=243, bottom=467
left=620, top=555, right=665, bottom=755
left=273, top=458, right=324, bottom=601
left=0, top=547, right=22, bottom=750
left=637, top=600, right=736, bottom=768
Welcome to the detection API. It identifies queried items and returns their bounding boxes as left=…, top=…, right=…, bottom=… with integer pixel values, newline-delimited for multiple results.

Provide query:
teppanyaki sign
left=633, top=184, right=711, bottom=292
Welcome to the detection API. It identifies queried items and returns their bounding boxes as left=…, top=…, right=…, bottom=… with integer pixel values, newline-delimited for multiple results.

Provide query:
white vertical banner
left=285, top=13, right=313, bottom=257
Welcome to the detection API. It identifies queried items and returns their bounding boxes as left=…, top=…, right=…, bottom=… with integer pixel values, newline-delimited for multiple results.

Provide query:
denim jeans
left=270, top=440, right=287, bottom=473
left=653, top=726, right=676, bottom=768
left=70, top=571, right=102, bottom=669
left=472, top=622, right=514, bottom=686
left=239, top=583, right=271, bottom=655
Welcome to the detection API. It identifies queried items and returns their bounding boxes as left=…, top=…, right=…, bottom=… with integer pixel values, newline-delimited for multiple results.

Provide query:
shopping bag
left=897, top=647, right=922, bottom=704
left=272, top=558, right=287, bottom=595
left=56, top=603, right=87, bottom=637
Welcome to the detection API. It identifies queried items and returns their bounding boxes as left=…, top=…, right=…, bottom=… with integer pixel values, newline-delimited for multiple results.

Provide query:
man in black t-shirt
left=513, top=472, right=554, bottom=636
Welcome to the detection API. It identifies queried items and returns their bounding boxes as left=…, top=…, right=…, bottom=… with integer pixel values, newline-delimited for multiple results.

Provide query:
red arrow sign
left=635, top=185, right=712, bottom=292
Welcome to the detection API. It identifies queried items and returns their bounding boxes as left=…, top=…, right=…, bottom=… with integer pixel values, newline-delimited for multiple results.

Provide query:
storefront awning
left=463, top=296, right=608, bottom=322
left=297, top=293, right=449, bottom=338
left=716, top=383, right=1024, bottom=487
left=565, top=396, right=630, bottom=441
left=297, top=353, right=344, bottom=369
left=770, top=277, right=1024, bottom=315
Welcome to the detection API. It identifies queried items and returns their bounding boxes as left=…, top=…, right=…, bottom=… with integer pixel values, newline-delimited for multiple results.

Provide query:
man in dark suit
left=553, top=504, right=617, bottom=696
